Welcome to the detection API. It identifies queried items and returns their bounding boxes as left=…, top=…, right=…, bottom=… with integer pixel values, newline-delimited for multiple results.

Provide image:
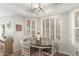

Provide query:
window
left=25, top=18, right=36, bottom=38
left=41, top=15, right=62, bottom=42
left=42, top=18, right=49, bottom=38
left=72, top=8, right=79, bottom=45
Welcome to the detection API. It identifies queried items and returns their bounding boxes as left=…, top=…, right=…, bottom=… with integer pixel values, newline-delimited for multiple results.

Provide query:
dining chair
left=0, top=36, right=14, bottom=56
left=42, top=42, right=59, bottom=56
left=4, top=36, right=14, bottom=56
left=21, top=40, right=31, bottom=56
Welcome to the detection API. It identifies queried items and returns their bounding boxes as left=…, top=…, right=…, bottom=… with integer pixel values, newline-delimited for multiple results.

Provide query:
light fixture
left=31, top=3, right=45, bottom=14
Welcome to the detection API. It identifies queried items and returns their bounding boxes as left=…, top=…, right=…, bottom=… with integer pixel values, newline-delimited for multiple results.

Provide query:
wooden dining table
left=30, top=44, right=52, bottom=56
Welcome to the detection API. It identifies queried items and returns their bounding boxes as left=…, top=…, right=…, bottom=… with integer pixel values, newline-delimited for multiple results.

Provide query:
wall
left=0, top=15, right=25, bottom=51
left=59, top=12, right=72, bottom=55
left=59, top=9, right=79, bottom=56
left=11, top=15, right=25, bottom=51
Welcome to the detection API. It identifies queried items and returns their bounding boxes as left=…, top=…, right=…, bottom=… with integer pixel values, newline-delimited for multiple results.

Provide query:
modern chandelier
left=31, top=3, right=45, bottom=14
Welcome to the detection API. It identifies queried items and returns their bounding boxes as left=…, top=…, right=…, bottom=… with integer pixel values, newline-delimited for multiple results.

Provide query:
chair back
left=21, top=40, right=30, bottom=56
left=4, top=36, right=14, bottom=55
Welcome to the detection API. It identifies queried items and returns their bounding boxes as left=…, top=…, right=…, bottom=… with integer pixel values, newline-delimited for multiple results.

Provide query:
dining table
left=30, top=44, right=52, bottom=56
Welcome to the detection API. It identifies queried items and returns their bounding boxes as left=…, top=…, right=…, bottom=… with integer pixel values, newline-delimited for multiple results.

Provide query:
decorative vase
left=36, top=39, right=41, bottom=45
left=36, top=32, right=41, bottom=45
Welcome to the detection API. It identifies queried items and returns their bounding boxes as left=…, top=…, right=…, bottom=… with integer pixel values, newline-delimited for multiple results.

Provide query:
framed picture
left=16, top=24, right=22, bottom=31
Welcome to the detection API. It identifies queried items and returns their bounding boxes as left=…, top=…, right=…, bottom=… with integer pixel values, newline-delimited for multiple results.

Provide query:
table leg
left=39, top=48, right=41, bottom=56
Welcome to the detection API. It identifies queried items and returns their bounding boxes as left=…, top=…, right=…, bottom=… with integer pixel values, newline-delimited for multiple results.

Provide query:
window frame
left=41, top=15, right=62, bottom=43
left=71, top=8, right=79, bottom=47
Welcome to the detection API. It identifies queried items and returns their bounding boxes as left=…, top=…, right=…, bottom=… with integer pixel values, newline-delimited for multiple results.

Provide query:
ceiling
left=0, top=3, right=79, bottom=18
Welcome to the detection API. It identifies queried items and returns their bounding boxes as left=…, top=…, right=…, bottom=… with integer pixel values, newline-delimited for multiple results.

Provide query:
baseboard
left=58, top=51, right=72, bottom=56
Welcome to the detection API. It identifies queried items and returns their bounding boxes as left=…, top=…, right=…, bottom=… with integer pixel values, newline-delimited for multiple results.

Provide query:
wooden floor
left=54, top=52, right=69, bottom=56
left=10, top=49, right=69, bottom=56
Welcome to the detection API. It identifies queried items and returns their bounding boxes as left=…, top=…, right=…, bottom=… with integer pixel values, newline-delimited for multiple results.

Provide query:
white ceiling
left=0, top=3, right=79, bottom=18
